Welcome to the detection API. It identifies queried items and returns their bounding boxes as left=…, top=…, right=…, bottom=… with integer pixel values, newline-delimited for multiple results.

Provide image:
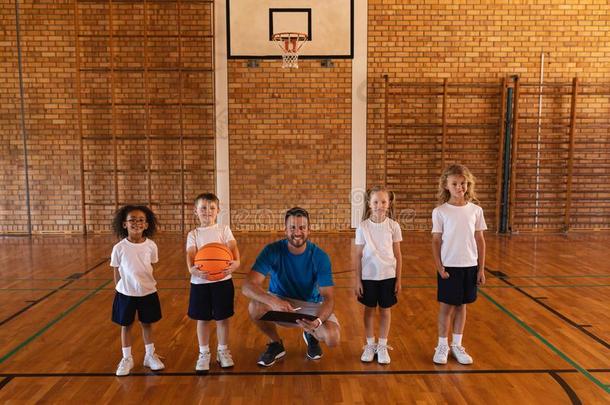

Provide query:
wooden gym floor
left=0, top=232, right=609, bottom=403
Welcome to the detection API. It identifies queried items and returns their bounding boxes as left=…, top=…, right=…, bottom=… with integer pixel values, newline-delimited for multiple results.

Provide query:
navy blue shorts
left=112, top=291, right=162, bottom=326
left=358, top=278, right=398, bottom=308
left=437, top=266, right=479, bottom=305
left=188, top=279, right=235, bottom=321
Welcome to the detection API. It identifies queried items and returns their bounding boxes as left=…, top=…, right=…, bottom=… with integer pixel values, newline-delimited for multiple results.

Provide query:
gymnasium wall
left=1, top=0, right=81, bottom=234
left=0, top=3, right=27, bottom=233
left=227, top=60, right=352, bottom=231
left=1, top=0, right=609, bottom=234
left=0, top=0, right=215, bottom=234
left=367, top=0, right=610, bottom=231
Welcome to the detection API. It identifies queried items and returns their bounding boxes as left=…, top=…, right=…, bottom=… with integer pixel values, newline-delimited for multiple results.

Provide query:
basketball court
left=1, top=0, right=609, bottom=403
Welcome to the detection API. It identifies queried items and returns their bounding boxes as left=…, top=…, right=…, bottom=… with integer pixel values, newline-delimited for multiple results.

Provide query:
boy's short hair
left=284, top=207, right=310, bottom=224
left=194, top=192, right=220, bottom=206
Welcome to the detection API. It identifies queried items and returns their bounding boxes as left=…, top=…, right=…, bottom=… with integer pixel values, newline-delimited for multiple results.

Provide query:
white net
left=282, top=53, right=300, bottom=69
left=272, top=32, right=307, bottom=69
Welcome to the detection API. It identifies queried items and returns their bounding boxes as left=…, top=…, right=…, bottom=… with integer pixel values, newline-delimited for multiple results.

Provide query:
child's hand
left=190, top=265, right=207, bottom=279
left=437, top=267, right=449, bottom=279
left=394, top=279, right=402, bottom=294
left=355, top=280, right=363, bottom=298
left=224, top=259, right=240, bottom=275
left=477, top=270, right=486, bottom=286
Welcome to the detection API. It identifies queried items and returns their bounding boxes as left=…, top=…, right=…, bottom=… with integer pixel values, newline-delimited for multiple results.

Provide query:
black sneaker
left=303, top=332, right=323, bottom=360
left=257, top=341, right=286, bottom=367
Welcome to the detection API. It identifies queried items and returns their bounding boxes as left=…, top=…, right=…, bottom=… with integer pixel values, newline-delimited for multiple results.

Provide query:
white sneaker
left=433, top=345, right=449, bottom=365
left=143, top=352, right=165, bottom=371
left=451, top=345, right=473, bottom=365
left=196, top=351, right=211, bottom=371
left=360, top=343, right=377, bottom=362
left=116, top=357, right=134, bottom=376
left=376, top=344, right=392, bottom=365
left=217, top=348, right=234, bottom=368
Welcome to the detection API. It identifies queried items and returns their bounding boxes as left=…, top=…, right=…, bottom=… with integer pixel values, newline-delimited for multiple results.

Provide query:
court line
left=549, top=371, right=582, bottom=405
left=3, top=284, right=610, bottom=292
left=0, top=376, right=13, bottom=391
left=0, top=368, right=608, bottom=378
left=0, top=258, right=109, bottom=327
left=480, top=290, right=610, bottom=395
left=494, top=274, right=610, bottom=279
left=487, top=268, right=610, bottom=350
left=0, top=280, right=112, bottom=365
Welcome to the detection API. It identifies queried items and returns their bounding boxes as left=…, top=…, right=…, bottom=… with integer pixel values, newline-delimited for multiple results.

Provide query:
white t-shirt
left=431, top=202, right=487, bottom=267
left=110, top=238, right=159, bottom=297
left=355, top=218, right=403, bottom=280
left=186, top=224, right=236, bottom=284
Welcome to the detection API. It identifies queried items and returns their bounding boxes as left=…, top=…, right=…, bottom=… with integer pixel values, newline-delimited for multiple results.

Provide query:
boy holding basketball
left=186, top=193, right=240, bottom=372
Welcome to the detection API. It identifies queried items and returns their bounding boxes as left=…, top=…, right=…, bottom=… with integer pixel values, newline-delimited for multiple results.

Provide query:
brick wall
left=384, top=81, right=503, bottom=231
left=0, top=0, right=215, bottom=234
left=228, top=60, right=352, bottom=231
left=17, top=0, right=81, bottom=234
left=368, top=0, right=610, bottom=231
left=2, top=1, right=609, bottom=234
left=0, top=3, right=28, bottom=233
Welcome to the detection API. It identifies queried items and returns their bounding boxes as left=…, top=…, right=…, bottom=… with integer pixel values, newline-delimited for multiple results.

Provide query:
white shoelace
left=362, top=344, right=377, bottom=356
left=436, top=345, right=449, bottom=356
left=451, top=345, right=468, bottom=355
left=218, top=349, right=233, bottom=359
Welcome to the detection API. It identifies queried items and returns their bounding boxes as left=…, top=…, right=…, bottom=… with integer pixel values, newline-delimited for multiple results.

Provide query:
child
left=432, top=164, right=486, bottom=365
left=186, top=193, right=240, bottom=372
left=354, top=186, right=403, bottom=364
left=111, top=205, right=165, bottom=376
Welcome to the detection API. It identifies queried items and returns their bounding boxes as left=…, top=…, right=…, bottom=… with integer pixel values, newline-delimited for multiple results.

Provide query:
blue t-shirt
left=252, top=239, right=333, bottom=303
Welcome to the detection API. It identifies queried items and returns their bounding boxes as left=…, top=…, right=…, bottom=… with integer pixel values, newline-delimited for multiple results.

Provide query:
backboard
left=227, top=0, right=353, bottom=59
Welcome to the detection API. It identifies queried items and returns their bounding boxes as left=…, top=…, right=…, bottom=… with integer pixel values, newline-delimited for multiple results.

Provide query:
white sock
left=217, top=344, right=228, bottom=351
left=438, top=337, right=449, bottom=347
left=122, top=346, right=132, bottom=359
left=452, top=334, right=463, bottom=347
left=378, top=338, right=388, bottom=346
left=366, top=337, right=376, bottom=345
left=145, top=343, right=155, bottom=356
left=199, top=345, right=210, bottom=354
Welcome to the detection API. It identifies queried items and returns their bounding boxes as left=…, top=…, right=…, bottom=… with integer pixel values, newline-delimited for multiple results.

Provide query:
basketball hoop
left=271, top=32, right=308, bottom=69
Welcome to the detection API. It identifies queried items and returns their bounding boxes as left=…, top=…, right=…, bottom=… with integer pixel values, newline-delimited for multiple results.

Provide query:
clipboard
left=259, top=310, right=317, bottom=323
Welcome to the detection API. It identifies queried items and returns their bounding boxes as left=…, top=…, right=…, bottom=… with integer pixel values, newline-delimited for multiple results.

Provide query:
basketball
left=194, top=242, right=233, bottom=281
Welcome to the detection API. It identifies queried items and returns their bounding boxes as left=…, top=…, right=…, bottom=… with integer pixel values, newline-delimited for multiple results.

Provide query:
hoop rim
left=271, top=32, right=308, bottom=68
left=271, top=32, right=308, bottom=41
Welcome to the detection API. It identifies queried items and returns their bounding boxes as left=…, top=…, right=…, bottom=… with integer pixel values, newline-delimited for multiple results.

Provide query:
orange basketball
left=194, top=242, right=233, bottom=281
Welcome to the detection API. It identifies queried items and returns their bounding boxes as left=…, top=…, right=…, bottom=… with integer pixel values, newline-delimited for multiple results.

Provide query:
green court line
left=480, top=290, right=610, bottom=395
left=0, top=280, right=112, bottom=365
left=3, top=284, right=610, bottom=292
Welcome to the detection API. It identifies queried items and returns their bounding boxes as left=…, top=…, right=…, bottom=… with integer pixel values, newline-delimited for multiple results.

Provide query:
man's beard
left=288, top=235, right=307, bottom=249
